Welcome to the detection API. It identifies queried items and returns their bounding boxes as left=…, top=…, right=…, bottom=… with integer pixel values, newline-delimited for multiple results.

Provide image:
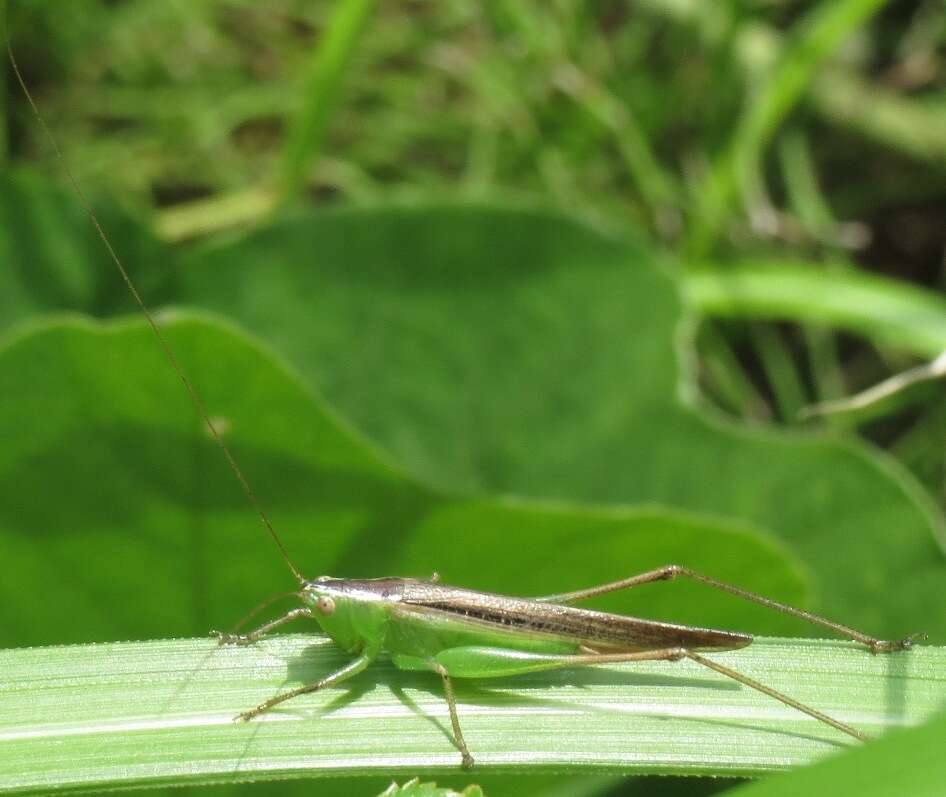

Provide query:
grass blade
left=280, top=0, right=376, bottom=200
left=1, top=635, right=943, bottom=793
left=685, top=262, right=946, bottom=358
left=688, top=0, right=890, bottom=254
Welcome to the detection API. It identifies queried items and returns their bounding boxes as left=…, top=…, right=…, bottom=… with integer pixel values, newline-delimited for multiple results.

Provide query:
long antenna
left=7, top=39, right=305, bottom=585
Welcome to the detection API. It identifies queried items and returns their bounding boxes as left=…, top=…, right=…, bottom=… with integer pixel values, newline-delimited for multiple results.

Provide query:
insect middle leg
left=399, top=646, right=694, bottom=769
left=432, top=663, right=474, bottom=770
left=538, top=565, right=920, bottom=653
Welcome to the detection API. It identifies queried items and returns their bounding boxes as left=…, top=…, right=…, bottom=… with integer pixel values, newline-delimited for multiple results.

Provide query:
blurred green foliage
left=1, top=0, right=945, bottom=796
left=377, top=781, right=484, bottom=797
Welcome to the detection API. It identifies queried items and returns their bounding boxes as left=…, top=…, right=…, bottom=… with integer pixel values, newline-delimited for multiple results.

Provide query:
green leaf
left=0, top=169, right=166, bottom=337
left=0, top=314, right=807, bottom=648
left=174, top=204, right=946, bottom=642
left=729, top=709, right=946, bottom=797
left=4, top=173, right=941, bottom=646
left=2, top=636, right=943, bottom=793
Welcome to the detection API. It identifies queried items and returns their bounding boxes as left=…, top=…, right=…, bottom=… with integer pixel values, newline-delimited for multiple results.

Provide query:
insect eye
left=316, top=596, right=335, bottom=615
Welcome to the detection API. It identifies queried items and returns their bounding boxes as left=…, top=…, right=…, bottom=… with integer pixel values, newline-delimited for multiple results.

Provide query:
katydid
left=213, top=568, right=917, bottom=769
left=8, top=41, right=920, bottom=772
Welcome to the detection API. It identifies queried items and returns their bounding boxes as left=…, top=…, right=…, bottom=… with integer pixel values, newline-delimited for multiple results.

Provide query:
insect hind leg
left=538, top=565, right=921, bottom=653
left=684, top=650, right=869, bottom=742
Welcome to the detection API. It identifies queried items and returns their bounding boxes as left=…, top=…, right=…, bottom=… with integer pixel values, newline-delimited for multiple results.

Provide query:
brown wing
left=399, top=581, right=752, bottom=652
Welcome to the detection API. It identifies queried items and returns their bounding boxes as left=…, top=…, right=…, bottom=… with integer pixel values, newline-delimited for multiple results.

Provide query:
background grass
left=1, top=1, right=945, bottom=796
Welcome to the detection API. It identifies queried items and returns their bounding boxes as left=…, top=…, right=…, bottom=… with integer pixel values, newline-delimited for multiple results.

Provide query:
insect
left=215, top=565, right=917, bottom=768
left=8, top=40, right=919, bottom=771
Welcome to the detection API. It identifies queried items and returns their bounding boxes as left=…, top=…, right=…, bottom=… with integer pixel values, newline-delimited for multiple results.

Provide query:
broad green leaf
left=175, top=204, right=946, bottom=641
left=0, top=170, right=165, bottom=336
left=4, top=171, right=941, bottom=645
left=2, top=636, right=943, bottom=794
left=0, top=314, right=807, bottom=649
left=729, top=709, right=946, bottom=797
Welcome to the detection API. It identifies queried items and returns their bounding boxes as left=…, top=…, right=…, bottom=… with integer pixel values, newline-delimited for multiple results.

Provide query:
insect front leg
left=538, top=565, right=922, bottom=653
left=237, top=648, right=375, bottom=722
left=212, top=606, right=312, bottom=645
